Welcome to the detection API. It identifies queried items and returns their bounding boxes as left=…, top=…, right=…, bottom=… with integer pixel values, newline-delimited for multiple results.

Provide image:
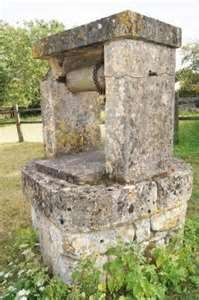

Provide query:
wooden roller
left=66, top=64, right=105, bottom=94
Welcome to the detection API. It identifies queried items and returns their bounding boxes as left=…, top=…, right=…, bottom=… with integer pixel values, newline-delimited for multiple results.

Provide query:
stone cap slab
left=33, top=10, right=181, bottom=59
left=35, top=150, right=106, bottom=185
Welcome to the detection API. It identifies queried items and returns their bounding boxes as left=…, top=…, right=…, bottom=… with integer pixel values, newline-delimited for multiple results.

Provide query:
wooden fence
left=0, top=104, right=41, bottom=142
left=174, top=95, right=199, bottom=144
left=178, top=97, right=199, bottom=111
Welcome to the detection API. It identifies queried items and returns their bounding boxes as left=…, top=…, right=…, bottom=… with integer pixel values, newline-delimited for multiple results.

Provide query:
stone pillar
left=41, top=71, right=101, bottom=157
left=104, top=39, right=176, bottom=182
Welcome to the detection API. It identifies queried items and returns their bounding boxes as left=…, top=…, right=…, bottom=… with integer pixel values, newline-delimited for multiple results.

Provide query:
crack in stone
left=105, top=72, right=174, bottom=80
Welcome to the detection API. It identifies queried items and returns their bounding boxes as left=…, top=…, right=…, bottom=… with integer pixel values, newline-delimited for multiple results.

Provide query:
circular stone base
left=22, top=155, right=192, bottom=283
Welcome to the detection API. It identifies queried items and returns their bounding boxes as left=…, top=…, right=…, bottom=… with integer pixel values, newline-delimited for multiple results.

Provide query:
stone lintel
left=33, top=10, right=181, bottom=59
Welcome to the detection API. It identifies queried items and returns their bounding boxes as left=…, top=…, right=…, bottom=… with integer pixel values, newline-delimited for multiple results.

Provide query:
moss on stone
left=56, top=121, right=101, bottom=153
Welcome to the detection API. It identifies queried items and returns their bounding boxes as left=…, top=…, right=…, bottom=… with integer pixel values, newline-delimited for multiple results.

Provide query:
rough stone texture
left=41, top=71, right=101, bottom=157
left=22, top=10, right=192, bottom=284
left=22, top=158, right=192, bottom=283
left=151, top=204, right=187, bottom=232
left=23, top=158, right=192, bottom=235
left=155, top=159, right=193, bottom=210
left=32, top=10, right=181, bottom=59
left=35, top=150, right=105, bottom=184
left=105, top=39, right=176, bottom=182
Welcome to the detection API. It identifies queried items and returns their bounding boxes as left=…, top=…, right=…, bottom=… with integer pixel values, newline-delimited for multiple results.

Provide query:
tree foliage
left=176, top=42, right=199, bottom=97
left=182, top=43, right=199, bottom=72
left=0, top=20, right=64, bottom=107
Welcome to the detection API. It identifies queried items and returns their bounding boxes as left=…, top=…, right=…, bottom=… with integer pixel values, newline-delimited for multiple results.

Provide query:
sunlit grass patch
left=0, top=143, right=43, bottom=267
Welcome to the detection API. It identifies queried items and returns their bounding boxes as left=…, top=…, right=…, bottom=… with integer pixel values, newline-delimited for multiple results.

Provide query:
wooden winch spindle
left=66, top=64, right=105, bottom=94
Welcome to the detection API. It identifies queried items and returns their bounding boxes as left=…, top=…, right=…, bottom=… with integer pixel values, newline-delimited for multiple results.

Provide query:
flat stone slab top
left=33, top=10, right=181, bottom=59
left=34, top=153, right=188, bottom=186
left=35, top=150, right=105, bottom=185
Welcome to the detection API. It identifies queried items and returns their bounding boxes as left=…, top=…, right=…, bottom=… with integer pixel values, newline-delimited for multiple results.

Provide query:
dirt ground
left=0, top=124, right=43, bottom=143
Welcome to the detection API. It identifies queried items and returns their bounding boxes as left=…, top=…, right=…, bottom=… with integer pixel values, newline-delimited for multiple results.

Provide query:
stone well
left=22, top=10, right=193, bottom=283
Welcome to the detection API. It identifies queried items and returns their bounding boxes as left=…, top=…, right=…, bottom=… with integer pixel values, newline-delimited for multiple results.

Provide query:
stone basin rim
left=24, top=151, right=192, bottom=187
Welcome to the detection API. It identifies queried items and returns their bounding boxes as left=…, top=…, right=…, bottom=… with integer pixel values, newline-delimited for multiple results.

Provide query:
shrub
left=0, top=228, right=69, bottom=299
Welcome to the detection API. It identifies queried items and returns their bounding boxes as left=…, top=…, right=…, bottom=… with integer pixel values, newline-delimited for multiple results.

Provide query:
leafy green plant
left=71, top=257, right=101, bottom=298
left=0, top=228, right=69, bottom=299
left=66, top=219, right=199, bottom=299
left=176, top=42, right=199, bottom=97
left=1, top=220, right=199, bottom=300
left=0, top=20, right=64, bottom=107
left=103, top=244, right=165, bottom=299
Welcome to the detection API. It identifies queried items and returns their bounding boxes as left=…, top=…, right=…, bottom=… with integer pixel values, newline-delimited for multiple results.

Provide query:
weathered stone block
left=22, top=157, right=158, bottom=233
left=155, top=159, right=193, bottom=210
left=151, top=204, right=187, bottom=232
left=104, top=39, right=175, bottom=182
left=41, top=71, right=101, bottom=157
left=135, top=218, right=151, bottom=243
left=22, top=157, right=192, bottom=283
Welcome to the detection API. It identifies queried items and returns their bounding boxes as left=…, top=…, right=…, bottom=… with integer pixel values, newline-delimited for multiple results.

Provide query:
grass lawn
left=175, top=120, right=199, bottom=218
left=179, top=111, right=199, bottom=116
left=0, top=143, right=44, bottom=267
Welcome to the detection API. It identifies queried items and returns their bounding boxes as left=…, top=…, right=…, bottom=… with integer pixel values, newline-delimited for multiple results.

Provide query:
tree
left=182, top=43, right=199, bottom=71
left=176, top=42, right=199, bottom=97
left=0, top=20, right=65, bottom=107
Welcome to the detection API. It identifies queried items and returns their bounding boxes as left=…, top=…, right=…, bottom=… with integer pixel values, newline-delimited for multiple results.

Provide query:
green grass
left=179, top=111, right=199, bottom=116
left=174, top=120, right=199, bottom=217
left=0, top=143, right=43, bottom=267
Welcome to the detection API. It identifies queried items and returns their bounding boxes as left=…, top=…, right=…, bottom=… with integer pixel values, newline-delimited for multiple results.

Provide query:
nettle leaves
left=1, top=219, right=199, bottom=299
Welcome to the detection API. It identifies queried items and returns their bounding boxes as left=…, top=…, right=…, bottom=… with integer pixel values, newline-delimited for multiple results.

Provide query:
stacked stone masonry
left=22, top=10, right=192, bottom=283
left=22, top=157, right=192, bottom=283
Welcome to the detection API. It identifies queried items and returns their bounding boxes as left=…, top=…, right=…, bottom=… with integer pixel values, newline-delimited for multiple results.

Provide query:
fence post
left=14, top=104, right=24, bottom=143
left=174, top=92, right=179, bottom=144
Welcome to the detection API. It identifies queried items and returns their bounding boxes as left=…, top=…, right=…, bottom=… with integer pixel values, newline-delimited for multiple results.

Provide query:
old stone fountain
left=22, top=10, right=193, bottom=283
